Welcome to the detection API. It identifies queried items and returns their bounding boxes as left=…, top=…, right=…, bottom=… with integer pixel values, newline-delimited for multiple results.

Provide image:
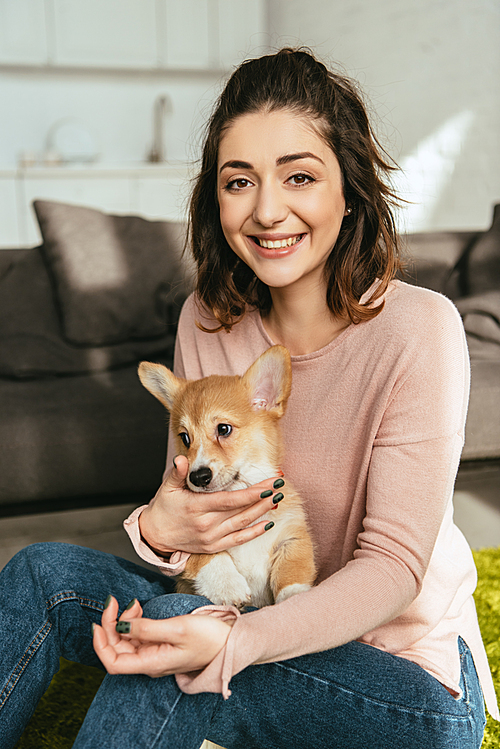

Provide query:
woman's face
left=217, top=109, right=347, bottom=295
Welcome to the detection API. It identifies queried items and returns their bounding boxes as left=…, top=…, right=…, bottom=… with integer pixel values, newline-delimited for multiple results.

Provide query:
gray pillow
left=467, top=203, right=500, bottom=296
left=457, top=291, right=500, bottom=347
left=402, top=231, right=476, bottom=300
left=34, top=200, right=191, bottom=346
left=0, top=247, right=177, bottom=379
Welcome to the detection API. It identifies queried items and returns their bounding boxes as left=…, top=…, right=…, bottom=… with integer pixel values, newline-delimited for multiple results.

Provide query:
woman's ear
left=138, top=362, right=184, bottom=412
left=242, top=345, right=292, bottom=417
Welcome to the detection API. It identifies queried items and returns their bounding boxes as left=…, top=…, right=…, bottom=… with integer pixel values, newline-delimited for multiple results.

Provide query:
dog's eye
left=217, top=424, right=232, bottom=438
left=179, top=432, right=190, bottom=448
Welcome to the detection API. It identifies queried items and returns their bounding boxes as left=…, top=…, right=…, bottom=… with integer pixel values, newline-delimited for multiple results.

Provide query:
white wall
left=269, top=0, right=500, bottom=232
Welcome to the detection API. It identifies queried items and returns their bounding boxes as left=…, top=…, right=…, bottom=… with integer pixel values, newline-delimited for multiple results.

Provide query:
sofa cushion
left=0, top=362, right=171, bottom=504
left=402, top=231, right=477, bottom=300
left=462, top=359, right=500, bottom=461
left=33, top=200, right=191, bottom=346
left=467, top=203, right=500, bottom=296
left=0, top=247, right=177, bottom=379
left=457, top=291, right=500, bottom=348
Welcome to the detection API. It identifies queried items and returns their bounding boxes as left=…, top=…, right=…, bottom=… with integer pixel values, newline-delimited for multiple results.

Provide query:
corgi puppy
left=138, top=345, right=316, bottom=609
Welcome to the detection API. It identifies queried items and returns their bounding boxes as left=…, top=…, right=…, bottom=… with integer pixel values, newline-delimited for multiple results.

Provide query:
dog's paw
left=208, top=578, right=252, bottom=608
left=211, top=585, right=252, bottom=609
left=193, top=554, right=252, bottom=608
left=275, top=583, right=312, bottom=604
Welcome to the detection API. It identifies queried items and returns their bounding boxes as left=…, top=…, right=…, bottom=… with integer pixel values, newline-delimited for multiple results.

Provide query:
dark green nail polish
left=91, top=622, right=96, bottom=634
left=264, top=521, right=274, bottom=531
left=125, top=599, right=137, bottom=611
left=116, top=621, right=131, bottom=634
left=104, top=595, right=112, bottom=609
left=272, top=492, right=284, bottom=504
left=260, top=489, right=273, bottom=499
left=273, top=478, right=285, bottom=489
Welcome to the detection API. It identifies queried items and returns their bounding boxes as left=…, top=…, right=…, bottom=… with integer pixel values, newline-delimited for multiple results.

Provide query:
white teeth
left=257, top=235, right=302, bottom=249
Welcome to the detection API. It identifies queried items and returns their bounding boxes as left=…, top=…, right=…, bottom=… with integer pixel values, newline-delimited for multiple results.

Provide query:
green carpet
left=471, top=548, right=500, bottom=747
left=14, top=547, right=500, bottom=748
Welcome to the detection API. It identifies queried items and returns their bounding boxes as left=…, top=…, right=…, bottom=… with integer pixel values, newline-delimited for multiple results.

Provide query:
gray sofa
left=0, top=200, right=192, bottom=515
left=0, top=200, right=498, bottom=516
left=404, top=203, right=500, bottom=461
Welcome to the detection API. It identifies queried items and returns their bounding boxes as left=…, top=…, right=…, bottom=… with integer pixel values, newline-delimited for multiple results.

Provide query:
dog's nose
left=189, top=466, right=213, bottom=488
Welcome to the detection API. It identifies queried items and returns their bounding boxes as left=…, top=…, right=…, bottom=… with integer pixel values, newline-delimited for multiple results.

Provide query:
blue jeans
left=0, top=542, right=486, bottom=748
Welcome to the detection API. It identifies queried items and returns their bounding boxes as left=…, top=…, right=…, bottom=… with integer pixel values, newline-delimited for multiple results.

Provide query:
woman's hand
left=93, top=596, right=233, bottom=677
left=139, top=455, right=283, bottom=556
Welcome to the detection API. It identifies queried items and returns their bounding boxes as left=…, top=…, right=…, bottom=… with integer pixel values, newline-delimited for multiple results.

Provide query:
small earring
left=345, top=206, right=352, bottom=214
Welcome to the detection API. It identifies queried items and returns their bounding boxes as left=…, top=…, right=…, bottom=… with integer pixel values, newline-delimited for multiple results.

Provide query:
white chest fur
left=192, top=503, right=302, bottom=608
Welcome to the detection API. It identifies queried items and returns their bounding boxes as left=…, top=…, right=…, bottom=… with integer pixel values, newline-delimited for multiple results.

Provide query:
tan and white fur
left=138, top=345, right=316, bottom=609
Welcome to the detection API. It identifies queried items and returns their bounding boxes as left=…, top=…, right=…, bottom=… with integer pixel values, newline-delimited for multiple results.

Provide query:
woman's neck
left=262, top=285, right=350, bottom=357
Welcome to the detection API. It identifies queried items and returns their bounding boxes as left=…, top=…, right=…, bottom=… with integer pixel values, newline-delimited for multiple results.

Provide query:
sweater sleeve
left=175, top=293, right=471, bottom=697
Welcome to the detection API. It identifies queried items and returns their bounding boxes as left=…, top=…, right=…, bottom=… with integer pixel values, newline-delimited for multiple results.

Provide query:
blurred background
left=1, top=0, right=499, bottom=248
left=0, top=0, right=499, bottom=567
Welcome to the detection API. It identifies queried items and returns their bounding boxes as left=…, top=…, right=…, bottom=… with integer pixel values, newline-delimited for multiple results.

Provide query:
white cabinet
left=0, top=0, right=48, bottom=64
left=154, top=0, right=268, bottom=70
left=0, top=0, right=267, bottom=71
left=160, top=0, right=212, bottom=70
left=217, top=0, right=267, bottom=69
left=51, top=0, right=158, bottom=69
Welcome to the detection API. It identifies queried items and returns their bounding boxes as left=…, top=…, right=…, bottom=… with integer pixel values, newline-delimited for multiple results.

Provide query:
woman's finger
left=118, top=598, right=143, bottom=621
left=100, top=595, right=121, bottom=646
left=165, top=454, right=189, bottom=488
left=119, top=614, right=230, bottom=654
left=207, top=483, right=284, bottom=550
left=92, top=622, right=109, bottom=657
left=187, top=484, right=284, bottom=552
left=215, top=517, right=277, bottom=551
left=115, top=614, right=193, bottom=644
left=93, top=622, right=128, bottom=666
left=100, top=596, right=144, bottom=650
left=207, top=476, right=284, bottom=514
left=116, top=598, right=144, bottom=648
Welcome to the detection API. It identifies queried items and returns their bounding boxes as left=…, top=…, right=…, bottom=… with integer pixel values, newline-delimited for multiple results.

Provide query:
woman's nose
left=252, top=182, right=288, bottom=227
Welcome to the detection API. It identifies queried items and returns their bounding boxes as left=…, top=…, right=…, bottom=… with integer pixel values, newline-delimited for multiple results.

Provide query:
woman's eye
left=225, top=178, right=251, bottom=191
left=179, top=432, right=191, bottom=448
left=288, top=173, right=314, bottom=186
left=217, top=424, right=232, bottom=437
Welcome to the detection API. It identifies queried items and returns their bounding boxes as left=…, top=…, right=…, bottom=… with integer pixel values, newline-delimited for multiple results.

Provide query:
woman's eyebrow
left=219, top=160, right=252, bottom=173
left=276, top=152, right=324, bottom=166
left=219, top=152, right=324, bottom=174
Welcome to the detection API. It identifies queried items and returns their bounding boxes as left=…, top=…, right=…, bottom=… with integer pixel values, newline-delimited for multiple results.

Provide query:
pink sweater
left=124, top=280, right=498, bottom=719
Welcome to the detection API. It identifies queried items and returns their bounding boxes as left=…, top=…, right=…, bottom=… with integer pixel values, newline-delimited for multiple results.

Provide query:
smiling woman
left=0, top=47, right=495, bottom=749
left=219, top=115, right=345, bottom=269
left=190, top=48, right=402, bottom=344
left=216, top=110, right=348, bottom=353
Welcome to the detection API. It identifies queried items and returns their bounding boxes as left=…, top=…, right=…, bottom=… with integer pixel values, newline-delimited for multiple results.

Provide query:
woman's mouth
left=255, top=234, right=304, bottom=249
left=249, top=233, right=306, bottom=256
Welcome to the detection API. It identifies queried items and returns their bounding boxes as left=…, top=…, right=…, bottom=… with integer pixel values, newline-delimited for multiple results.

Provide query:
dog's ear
left=242, top=345, right=292, bottom=417
left=138, top=362, right=184, bottom=412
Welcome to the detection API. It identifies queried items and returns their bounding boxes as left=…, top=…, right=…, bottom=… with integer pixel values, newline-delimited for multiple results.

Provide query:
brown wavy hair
left=189, top=47, right=403, bottom=332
